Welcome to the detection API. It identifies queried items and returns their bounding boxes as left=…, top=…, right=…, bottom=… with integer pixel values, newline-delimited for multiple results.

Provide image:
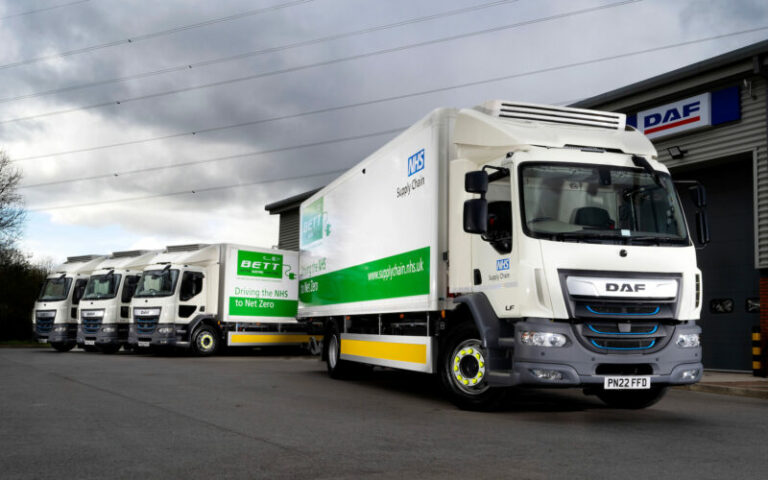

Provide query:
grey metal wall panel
left=278, top=209, right=300, bottom=251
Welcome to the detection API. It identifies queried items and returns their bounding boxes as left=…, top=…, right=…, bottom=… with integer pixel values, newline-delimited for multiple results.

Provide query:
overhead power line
left=11, top=23, right=767, bottom=164
left=0, top=0, right=90, bottom=20
left=27, top=169, right=346, bottom=212
left=0, top=0, right=317, bottom=71
left=4, top=0, right=617, bottom=126
left=19, top=127, right=405, bottom=189
left=0, top=0, right=520, bottom=105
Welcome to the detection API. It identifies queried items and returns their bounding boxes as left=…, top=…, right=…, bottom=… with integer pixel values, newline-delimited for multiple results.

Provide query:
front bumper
left=487, top=318, right=703, bottom=387
left=77, top=325, right=129, bottom=348
left=47, top=324, right=78, bottom=345
left=127, top=324, right=190, bottom=348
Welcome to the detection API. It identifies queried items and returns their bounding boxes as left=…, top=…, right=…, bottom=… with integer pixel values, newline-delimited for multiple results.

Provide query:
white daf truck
left=127, top=243, right=319, bottom=355
left=298, top=101, right=709, bottom=410
left=76, top=250, right=160, bottom=353
left=33, top=255, right=106, bottom=351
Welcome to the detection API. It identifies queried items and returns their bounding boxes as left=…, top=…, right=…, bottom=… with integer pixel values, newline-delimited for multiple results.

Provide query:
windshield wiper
left=550, top=230, right=626, bottom=243
left=626, top=235, right=686, bottom=245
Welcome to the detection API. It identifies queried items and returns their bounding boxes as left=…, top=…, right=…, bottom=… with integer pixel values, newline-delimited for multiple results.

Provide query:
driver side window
left=485, top=178, right=512, bottom=254
left=179, top=272, right=204, bottom=301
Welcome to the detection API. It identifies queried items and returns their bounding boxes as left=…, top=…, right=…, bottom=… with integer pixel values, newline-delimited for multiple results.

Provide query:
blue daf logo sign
left=408, top=149, right=425, bottom=177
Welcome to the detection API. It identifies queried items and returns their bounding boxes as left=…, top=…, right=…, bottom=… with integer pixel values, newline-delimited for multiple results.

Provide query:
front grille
left=590, top=338, right=656, bottom=350
left=135, top=316, right=159, bottom=335
left=81, top=317, right=101, bottom=334
left=577, top=321, right=671, bottom=354
left=35, top=318, right=53, bottom=334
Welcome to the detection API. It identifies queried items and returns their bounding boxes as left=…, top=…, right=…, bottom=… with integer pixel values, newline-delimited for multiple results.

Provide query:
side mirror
left=463, top=199, right=488, bottom=234
left=695, top=211, right=710, bottom=245
left=465, top=171, right=488, bottom=194
left=690, top=184, right=706, bottom=208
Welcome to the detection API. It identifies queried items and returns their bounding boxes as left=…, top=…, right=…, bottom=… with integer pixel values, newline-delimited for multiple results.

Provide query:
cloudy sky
left=2, top=0, right=767, bottom=264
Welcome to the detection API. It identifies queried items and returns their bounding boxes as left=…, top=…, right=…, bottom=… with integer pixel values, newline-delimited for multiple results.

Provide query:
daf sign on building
left=637, top=93, right=712, bottom=139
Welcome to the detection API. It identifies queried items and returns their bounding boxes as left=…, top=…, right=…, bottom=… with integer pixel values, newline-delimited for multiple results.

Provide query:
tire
left=51, top=342, right=75, bottom=352
left=325, top=326, right=364, bottom=379
left=439, top=323, right=508, bottom=411
left=99, top=344, right=120, bottom=354
left=192, top=325, right=219, bottom=356
left=596, top=386, right=668, bottom=409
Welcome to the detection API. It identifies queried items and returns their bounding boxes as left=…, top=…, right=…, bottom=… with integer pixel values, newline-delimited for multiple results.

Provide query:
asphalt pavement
left=1, top=348, right=767, bottom=480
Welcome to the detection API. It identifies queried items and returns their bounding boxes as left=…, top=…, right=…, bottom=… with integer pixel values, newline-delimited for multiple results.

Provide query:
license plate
left=604, top=376, right=651, bottom=390
left=84, top=340, right=95, bottom=346
left=138, top=341, right=150, bottom=348
left=38, top=339, right=47, bottom=344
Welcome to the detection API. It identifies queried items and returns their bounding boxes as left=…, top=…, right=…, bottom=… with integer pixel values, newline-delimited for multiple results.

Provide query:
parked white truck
left=298, top=101, right=709, bottom=410
left=127, top=243, right=319, bottom=355
left=76, top=250, right=160, bottom=353
left=33, top=255, right=106, bottom=351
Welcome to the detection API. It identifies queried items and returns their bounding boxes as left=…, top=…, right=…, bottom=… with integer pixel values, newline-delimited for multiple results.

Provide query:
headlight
left=102, top=326, right=117, bottom=333
left=157, top=326, right=175, bottom=334
left=676, top=333, right=700, bottom=348
left=54, top=326, right=67, bottom=333
left=520, top=331, right=568, bottom=347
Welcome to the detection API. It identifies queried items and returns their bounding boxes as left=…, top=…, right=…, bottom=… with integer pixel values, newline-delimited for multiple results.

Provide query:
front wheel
left=192, top=325, right=219, bottom=356
left=99, top=344, right=120, bottom=354
left=439, top=323, right=508, bottom=411
left=596, top=386, right=668, bottom=409
left=51, top=342, right=75, bottom=352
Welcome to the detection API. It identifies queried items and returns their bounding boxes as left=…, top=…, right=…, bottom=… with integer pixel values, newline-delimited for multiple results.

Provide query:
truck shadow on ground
left=308, top=366, right=606, bottom=413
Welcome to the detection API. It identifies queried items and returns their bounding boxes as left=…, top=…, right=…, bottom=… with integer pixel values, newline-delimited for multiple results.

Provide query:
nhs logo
left=637, top=93, right=711, bottom=139
left=408, top=149, right=425, bottom=177
left=496, top=258, right=510, bottom=271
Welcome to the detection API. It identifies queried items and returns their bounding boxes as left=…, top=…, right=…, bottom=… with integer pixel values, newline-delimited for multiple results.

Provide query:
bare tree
left=0, top=150, right=24, bottom=252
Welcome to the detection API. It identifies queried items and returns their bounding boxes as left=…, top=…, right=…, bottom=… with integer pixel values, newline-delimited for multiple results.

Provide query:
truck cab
left=76, top=250, right=159, bottom=353
left=33, top=255, right=105, bottom=352
left=128, top=246, right=216, bottom=354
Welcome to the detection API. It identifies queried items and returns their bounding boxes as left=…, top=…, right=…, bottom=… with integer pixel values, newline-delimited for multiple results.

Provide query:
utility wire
left=19, top=127, right=405, bottom=189
left=12, top=23, right=767, bottom=164
left=27, top=169, right=346, bottom=212
left=0, top=0, right=520, bottom=105
left=0, top=0, right=90, bottom=20
left=0, top=0, right=317, bottom=71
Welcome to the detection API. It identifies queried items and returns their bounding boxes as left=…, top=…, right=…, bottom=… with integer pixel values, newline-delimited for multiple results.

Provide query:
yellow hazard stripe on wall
left=754, top=347, right=762, bottom=356
left=229, top=334, right=323, bottom=345
left=754, top=361, right=763, bottom=370
left=340, top=339, right=427, bottom=364
left=753, top=333, right=762, bottom=341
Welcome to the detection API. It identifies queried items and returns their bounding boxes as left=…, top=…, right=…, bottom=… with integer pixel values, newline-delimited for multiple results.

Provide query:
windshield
left=82, top=273, right=122, bottom=300
left=37, top=277, right=73, bottom=302
left=133, top=269, right=179, bottom=298
left=520, top=162, right=689, bottom=245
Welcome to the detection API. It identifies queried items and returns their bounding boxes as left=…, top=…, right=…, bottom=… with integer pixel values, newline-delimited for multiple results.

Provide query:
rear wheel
left=325, top=326, right=365, bottom=379
left=596, top=386, right=668, bottom=409
left=51, top=342, right=75, bottom=352
left=192, top=325, right=219, bottom=356
left=439, top=323, right=508, bottom=411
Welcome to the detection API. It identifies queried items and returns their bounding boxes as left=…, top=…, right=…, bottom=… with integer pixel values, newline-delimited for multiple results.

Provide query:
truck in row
left=32, top=100, right=708, bottom=410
